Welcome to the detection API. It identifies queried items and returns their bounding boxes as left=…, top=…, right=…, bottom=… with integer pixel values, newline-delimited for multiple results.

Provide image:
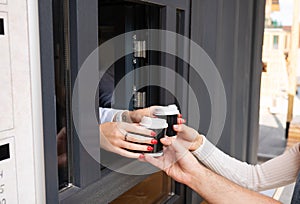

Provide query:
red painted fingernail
left=178, top=114, right=182, bottom=118
left=177, top=118, right=182, bottom=124
left=151, top=131, right=156, bottom=136
left=178, top=119, right=182, bottom=125
left=151, top=139, right=158, bottom=144
left=139, top=154, right=145, bottom=159
left=147, top=146, right=154, bottom=151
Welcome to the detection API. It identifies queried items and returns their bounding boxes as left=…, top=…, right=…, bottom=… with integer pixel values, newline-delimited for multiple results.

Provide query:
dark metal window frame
left=39, top=0, right=267, bottom=202
left=39, top=0, right=191, bottom=203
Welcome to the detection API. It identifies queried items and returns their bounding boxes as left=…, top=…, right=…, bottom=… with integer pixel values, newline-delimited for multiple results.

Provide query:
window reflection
left=99, top=1, right=181, bottom=203
left=111, top=171, right=172, bottom=204
left=53, top=0, right=70, bottom=189
left=99, top=1, right=161, bottom=109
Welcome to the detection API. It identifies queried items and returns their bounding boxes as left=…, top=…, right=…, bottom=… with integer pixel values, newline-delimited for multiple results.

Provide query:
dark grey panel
left=190, top=0, right=265, bottom=162
left=247, top=0, right=266, bottom=164
left=231, top=0, right=253, bottom=161
left=69, top=0, right=101, bottom=188
left=189, top=1, right=266, bottom=203
left=38, top=0, right=59, bottom=203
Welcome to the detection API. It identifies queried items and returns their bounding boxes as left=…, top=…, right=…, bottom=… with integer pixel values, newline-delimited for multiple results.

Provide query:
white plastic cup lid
left=153, top=104, right=180, bottom=116
left=139, top=116, right=168, bottom=129
left=145, top=152, right=163, bottom=157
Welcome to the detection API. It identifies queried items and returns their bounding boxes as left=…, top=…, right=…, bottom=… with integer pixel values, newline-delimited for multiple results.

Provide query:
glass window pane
left=99, top=1, right=162, bottom=109
left=53, top=0, right=72, bottom=190
left=273, top=35, right=279, bottom=49
left=98, top=2, right=176, bottom=203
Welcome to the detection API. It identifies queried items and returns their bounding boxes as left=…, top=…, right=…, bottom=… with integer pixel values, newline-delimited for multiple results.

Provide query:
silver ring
left=124, top=132, right=128, bottom=141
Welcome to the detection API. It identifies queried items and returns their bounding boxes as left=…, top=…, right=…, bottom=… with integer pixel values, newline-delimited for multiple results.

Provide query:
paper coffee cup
left=140, top=117, right=167, bottom=156
left=154, top=104, right=180, bottom=136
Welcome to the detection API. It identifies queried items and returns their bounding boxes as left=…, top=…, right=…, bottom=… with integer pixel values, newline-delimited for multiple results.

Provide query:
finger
left=175, top=124, right=198, bottom=142
left=160, top=136, right=173, bottom=146
left=126, top=133, right=157, bottom=145
left=173, top=124, right=184, bottom=132
left=169, top=139, right=190, bottom=160
left=143, top=154, right=163, bottom=169
left=152, top=106, right=164, bottom=116
left=114, top=148, right=145, bottom=159
left=170, top=139, right=185, bottom=152
left=138, top=155, right=146, bottom=162
left=149, top=106, right=162, bottom=116
left=57, top=127, right=67, bottom=139
left=119, top=140, right=154, bottom=152
left=121, top=123, right=155, bottom=136
left=144, top=107, right=153, bottom=117
left=58, top=153, right=67, bottom=167
left=177, top=118, right=186, bottom=125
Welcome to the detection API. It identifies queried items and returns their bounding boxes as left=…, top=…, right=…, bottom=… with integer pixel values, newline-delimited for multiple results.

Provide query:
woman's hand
left=57, top=127, right=67, bottom=167
left=99, top=122, right=157, bottom=159
left=174, top=123, right=204, bottom=151
left=142, top=136, right=200, bottom=185
left=128, top=106, right=160, bottom=123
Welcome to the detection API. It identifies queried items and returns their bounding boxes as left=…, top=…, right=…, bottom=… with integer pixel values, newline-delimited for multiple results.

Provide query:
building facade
left=0, top=0, right=266, bottom=203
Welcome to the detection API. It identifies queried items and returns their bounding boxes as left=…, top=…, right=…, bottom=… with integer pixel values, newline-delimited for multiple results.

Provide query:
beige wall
left=0, top=0, right=45, bottom=203
left=260, top=28, right=290, bottom=109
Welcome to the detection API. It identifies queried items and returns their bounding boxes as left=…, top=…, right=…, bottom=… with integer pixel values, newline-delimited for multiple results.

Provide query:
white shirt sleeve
left=99, top=107, right=123, bottom=124
left=192, top=137, right=300, bottom=191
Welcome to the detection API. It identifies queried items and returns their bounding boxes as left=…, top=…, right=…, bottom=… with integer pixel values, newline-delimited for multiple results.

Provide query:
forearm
left=189, top=164, right=280, bottom=204
left=193, top=138, right=300, bottom=191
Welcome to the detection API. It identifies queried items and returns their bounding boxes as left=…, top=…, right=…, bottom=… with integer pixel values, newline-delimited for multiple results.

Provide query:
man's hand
left=142, top=136, right=200, bottom=185
left=173, top=124, right=204, bottom=151
left=143, top=136, right=280, bottom=204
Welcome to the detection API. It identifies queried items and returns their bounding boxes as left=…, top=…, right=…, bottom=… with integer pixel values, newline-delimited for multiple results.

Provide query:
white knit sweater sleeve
left=192, top=137, right=300, bottom=191
left=99, top=107, right=123, bottom=124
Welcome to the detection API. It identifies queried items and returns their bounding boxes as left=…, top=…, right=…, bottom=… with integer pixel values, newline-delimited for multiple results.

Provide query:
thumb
left=160, top=136, right=187, bottom=154
left=169, top=139, right=189, bottom=156
left=173, top=124, right=185, bottom=132
left=161, top=137, right=190, bottom=162
left=160, top=136, right=176, bottom=146
left=173, top=124, right=191, bottom=137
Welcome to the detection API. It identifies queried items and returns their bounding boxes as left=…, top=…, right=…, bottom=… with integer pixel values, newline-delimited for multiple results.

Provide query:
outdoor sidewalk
left=258, top=88, right=300, bottom=203
left=258, top=89, right=300, bottom=159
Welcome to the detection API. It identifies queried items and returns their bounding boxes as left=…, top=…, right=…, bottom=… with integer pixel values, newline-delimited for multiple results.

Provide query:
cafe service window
left=47, top=0, right=191, bottom=203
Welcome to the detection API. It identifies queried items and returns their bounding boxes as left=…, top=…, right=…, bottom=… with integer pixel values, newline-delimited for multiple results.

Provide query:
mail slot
left=0, top=18, right=4, bottom=35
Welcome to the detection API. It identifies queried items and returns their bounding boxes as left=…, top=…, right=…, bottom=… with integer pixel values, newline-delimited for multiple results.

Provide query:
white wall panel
left=0, top=12, right=13, bottom=133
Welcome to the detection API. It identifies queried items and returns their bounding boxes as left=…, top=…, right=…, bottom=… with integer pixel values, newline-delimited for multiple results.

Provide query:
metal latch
left=132, top=85, right=146, bottom=110
left=133, top=35, right=146, bottom=58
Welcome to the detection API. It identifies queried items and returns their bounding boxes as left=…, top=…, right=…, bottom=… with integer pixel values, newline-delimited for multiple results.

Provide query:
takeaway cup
left=139, top=117, right=168, bottom=156
left=153, top=104, right=180, bottom=136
